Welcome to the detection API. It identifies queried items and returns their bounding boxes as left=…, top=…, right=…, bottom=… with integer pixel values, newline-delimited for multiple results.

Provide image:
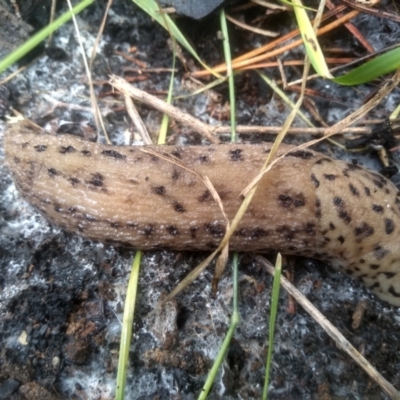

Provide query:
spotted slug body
left=4, top=121, right=400, bottom=306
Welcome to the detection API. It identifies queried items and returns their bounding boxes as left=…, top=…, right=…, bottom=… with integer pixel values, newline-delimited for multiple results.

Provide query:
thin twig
left=225, top=13, right=279, bottom=37
left=124, top=94, right=153, bottom=144
left=108, top=77, right=376, bottom=137
left=191, top=8, right=359, bottom=77
left=66, top=0, right=109, bottom=143
left=109, top=75, right=220, bottom=143
left=341, top=0, right=400, bottom=23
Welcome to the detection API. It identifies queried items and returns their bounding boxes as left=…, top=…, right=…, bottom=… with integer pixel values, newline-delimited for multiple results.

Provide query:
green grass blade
left=115, top=251, right=142, bottom=400
left=198, top=253, right=240, bottom=400
left=198, top=13, right=240, bottom=397
left=158, top=49, right=176, bottom=145
left=333, top=47, right=400, bottom=85
left=0, top=0, right=95, bottom=74
left=262, top=254, right=282, bottom=400
left=220, top=8, right=237, bottom=142
left=291, top=0, right=332, bottom=79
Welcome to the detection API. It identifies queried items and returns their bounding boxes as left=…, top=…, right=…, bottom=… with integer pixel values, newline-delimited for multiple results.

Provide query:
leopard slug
left=4, top=120, right=400, bottom=306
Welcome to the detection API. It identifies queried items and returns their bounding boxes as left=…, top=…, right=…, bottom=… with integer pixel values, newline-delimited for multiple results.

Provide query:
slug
left=4, top=120, right=400, bottom=306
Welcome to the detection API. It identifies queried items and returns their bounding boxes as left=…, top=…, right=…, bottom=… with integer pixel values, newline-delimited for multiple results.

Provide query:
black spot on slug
left=310, top=173, right=320, bottom=188
left=234, top=228, right=247, bottom=237
left=333, top=197, right=344, bottom=207
left=364, top=187, right=371, bottom=196
left=250, top=228, right=269, bottom=239
left=354, top=222, right=374, bottom=239
left=383, top=272, right=396, bottom=279
left=171, top=169, right=180, bottom=181
left=372, top=204, right=384, bottom=214
left=278, top=193, right=305, bottom=208
left=171, top=150, right=182, bottom=159
left=230, top=149, right=243, bottom=161
left=48, top=168, right=58, bottom=177
left=306, top=222, right=316, bottom=235
left=101, top=149, right=126, bottom=160
left=87, top=173, right=104, bottom=187
left=81, top=150, right=91, bottom=156
left=143, top=225, right=155, bottom=236
left=372, top=179, right=384, bottom=189
left=370, top=264, right=380, bottom=270
left=338, top=210, right=352, bottom=224
left=322, top=237, right=331, bottom=245
left=153, top=185, right=166, bottom=195
left=315, top=198, right=321, bottom=219
left=329, top=222, right=336, bottom=230
left=173, top=202, right=185, bottom=212
left=69, top=177, right=80, bottom=185
left=198, top=190, right=212, bottom=203
left=349, top=183, right=359, bottom=196
left=342, top=169, right=350, bottom=178
left=337, top=235, right=345, bottom=244
left=276, top=225, right=296, bottom=241
left=204, top=223, right=225, bottom=237
left=385, top=218, right=395, bottom=235
left=374, top=246, right=389, bottom=260
left=278, top=194, right=292, bottom=208
left=34, top=144, right=47, bottom=152
left=166, top=225, right=179, bottom=235
left=59, top=145, right=76, bottom=154
left=294, top=195, right=306, bottom=207
left=324, top=174, right=336, bottom=181
left=198, top=155, right=209, bottom=163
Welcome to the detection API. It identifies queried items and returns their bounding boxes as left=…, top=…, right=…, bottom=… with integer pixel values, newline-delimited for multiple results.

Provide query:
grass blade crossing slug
left=4, top=120, right=400, bottom=306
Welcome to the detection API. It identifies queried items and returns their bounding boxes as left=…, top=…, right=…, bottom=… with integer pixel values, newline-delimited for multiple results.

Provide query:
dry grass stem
left=124, top=94, right=153, bottom=144
left=256, top=256, right=400, bottom=400
left=110, top=75, right=220, bottom=143
left=225, top=14, right=279, bottom=37
left=108, top=77, right=375, bottom=137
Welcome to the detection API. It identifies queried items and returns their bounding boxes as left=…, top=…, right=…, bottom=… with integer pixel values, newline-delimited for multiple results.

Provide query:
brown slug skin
left=4, top=121, right=400, bottom=306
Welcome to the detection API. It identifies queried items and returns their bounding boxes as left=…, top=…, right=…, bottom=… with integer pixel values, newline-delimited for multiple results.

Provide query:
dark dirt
left=1, top=0, right=400, bottom=399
